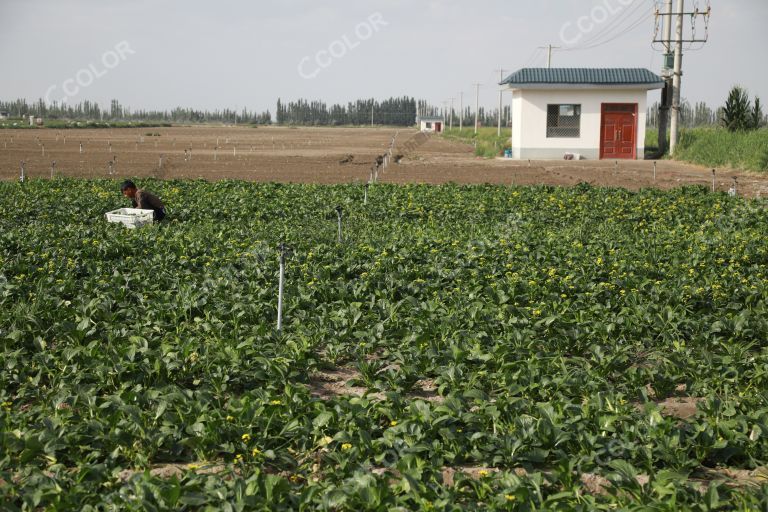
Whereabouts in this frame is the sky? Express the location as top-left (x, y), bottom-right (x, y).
top-left (1, 0), bottom-right (766, 115)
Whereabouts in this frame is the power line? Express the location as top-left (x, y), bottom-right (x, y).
top-left (567, 1), bottom-right (649, 49)
top-left (560, 0), bottom-right (654, 51)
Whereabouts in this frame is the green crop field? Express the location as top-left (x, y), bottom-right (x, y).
top-left (3, 179), bottom-right (768, 510)
top-left (646, 128), bottom-right (768, 172)
top-left (442, 127), bottom-right (512, 158)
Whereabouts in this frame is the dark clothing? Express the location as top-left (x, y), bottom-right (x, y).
top-left (131, 188), bottom-right (165, 221)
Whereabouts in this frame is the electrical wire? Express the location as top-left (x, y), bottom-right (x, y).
top-left (560, 0), bottom-right (653, 51)
top-left (521, 47), bottom-right (543, 68)
top-left (562, 8), bottom-right (655, 52)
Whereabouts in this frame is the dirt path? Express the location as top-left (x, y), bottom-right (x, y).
top-left (1, 126), bottom-right (765, 197)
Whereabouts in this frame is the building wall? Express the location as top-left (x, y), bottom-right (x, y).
top-left (419, 120), bottom-right (442, 133)
top-left (511, 88), bottom-right (651, 160)
top-left (511, 91), bottom-right (523, 153)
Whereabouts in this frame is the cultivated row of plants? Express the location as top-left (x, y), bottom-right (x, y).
top-left (2, 179), bottom-right (768, 510)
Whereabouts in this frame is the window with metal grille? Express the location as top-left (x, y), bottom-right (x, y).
top-left (546, 104), bottom-right (581, 138)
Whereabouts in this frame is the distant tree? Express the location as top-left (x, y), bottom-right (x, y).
top-left (752, 97), bottom-right (765, 129)
top-left (721, 86), bottom-right (753, 132)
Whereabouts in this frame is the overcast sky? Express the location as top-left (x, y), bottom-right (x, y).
top-left (1, 0), bottom-right (765, 114)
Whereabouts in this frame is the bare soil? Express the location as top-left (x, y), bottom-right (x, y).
top-left (306, 366), bottom-right (443, 403)
top-left (2, 126), bottom-right (767, 197)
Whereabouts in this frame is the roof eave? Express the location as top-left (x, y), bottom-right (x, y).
top-left (502, 83), bottom-right (664, 91)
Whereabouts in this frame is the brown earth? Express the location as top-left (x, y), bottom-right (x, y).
top-left (306, 365), bottom-right (443, 403)
top-left (2, 126), bottom-right (767, 197)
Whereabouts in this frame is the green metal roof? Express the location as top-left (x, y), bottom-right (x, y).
top-left (500, 68), bottom-right (664, 87)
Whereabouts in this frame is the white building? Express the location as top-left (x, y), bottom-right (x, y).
top-left (418, 116), bottom-right (444, 133)
top-left (501, 68), bottom-right (664, 160)
top-left (0, 111), bottom-right (9, 120)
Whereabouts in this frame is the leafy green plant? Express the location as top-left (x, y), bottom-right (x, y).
top-left (2, 179), bottom-right (768, 508)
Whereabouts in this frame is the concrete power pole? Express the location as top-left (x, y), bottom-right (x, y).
top-left (449, 97), bottom-right (455, 131)
top-left (473, 83), bottom-right (482, 134)
top-left (459, 92), bottom-right (464, 132)
top-left (657, 0), bottom-right (673, 154)
top-left (669, 0), bottom-right (685, 155)
top-left (496, 68), bottom-right (506, 136)
top-left (539, 45), bottom-right (561, 69)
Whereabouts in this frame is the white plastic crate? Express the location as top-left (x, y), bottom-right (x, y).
top-left (105, 208), bottom-right (154, 229)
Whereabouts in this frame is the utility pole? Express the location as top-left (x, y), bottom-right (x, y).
top-left (657, 0), bottom-right (673, 154)
top-left (669, 0), bottom-right (684, 155)
top-left (473, 83), bottom-right (482, 134)
top-left (654, 0), bottom-right (710, 155)
top-left (538, 45), bottom-right (561, 69)
top-left (496, 68), bottom-right (506, 136)
top-left (371, 103), bottom-right (374, 127)
top-left (449, 97), bottom-right (455, 131)
top-left (459, 92), bottom-right (464, 132)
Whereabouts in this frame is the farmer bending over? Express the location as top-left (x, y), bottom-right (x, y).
top-left (120, 180), bottom-right (166, 221)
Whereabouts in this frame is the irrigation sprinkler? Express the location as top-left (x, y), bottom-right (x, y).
top-left (276, 243), bottom-right (291, 333)
top-left (50, 161), bottom-right (56, 179)
top-left (712, 169), bottom-right (716, 193)
top-left (729, 177), bottom-right (739, 197)
top-left (335, 206), bottom-right (343, 243)
top-left (233, 146), bottom-right (237, 157)
top-left (108, 160), bottom-right (114, 175)
top-left (528, 159), bottom-right (531, 168)
top-left (159, 154), bottom-right (163, 170)
top-left (364, 183), bottom-right (369, 205)
top-left (653, 161), bottom-right (657, 183)
top-left (19, 161), bottom-right (25, 183)
top-left (79, 142), bottom-right (83, 154)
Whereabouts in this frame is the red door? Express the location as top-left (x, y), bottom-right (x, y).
top-left (435, 122), bottom-right (442, 133)
top-left (600, 104), bottom-right (637, 159)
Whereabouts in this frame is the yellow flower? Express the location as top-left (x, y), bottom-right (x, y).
top-left (241, 433), bottom-right (251, 442)
top-left (270, 400), bottom-right (282, 405)
top-left (226, 415), bottom-right (235, 422)
top-left (505, 494), bottom-right (516, 502)
top-left (596, 257), bottom-right (603, 266)
top-left (187, 463), bottom-right (200, 470)
top-left (390, 420), bottom-right (398, 427)
top-left (341, 443), bottom-right (352, 451)
top-left (251, 448), bottom-right (261, 457)
top-left (319, 436), bottom-right (333, 447)
top-left (478, 470), bottom-right (490, 477)
top-left (1, 401), bottom-right (11, 411)
top-left (234, 454), bottom-right (244, 463)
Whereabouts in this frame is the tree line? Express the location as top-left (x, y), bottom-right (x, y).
top-left (0, 98), bottom-right (272, 125)
top-left (276, 97), bottom-right (418, 126)
top-left (646, 99), bottom-right (721, 129)
top-left (647, 87), bottom-right (767, 130)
